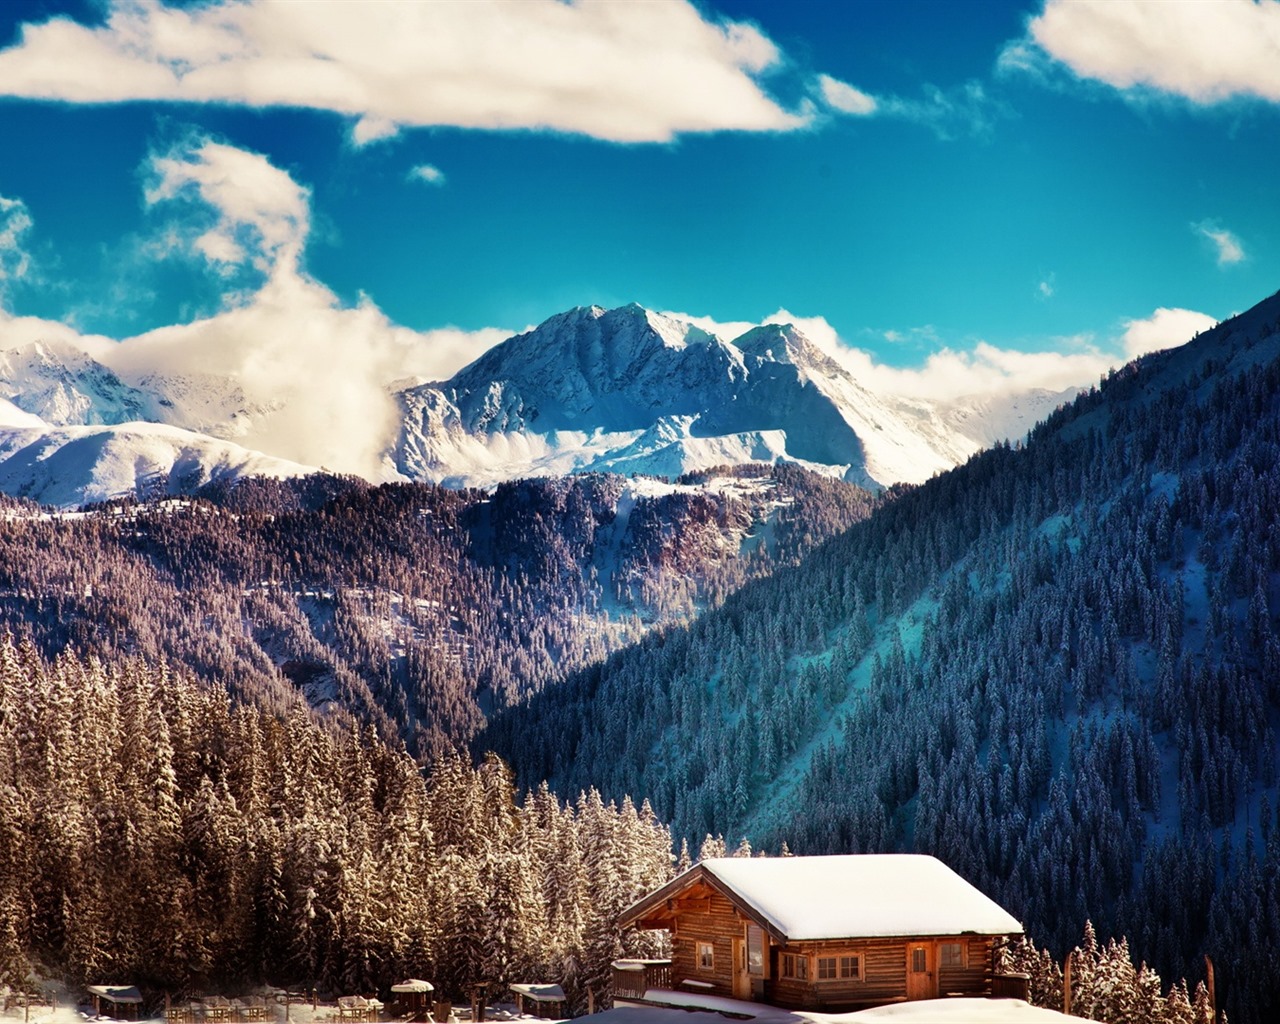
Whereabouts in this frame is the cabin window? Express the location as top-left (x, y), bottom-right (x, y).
top-left (816, 957), bottom-right (837, 980)
top-left (746, 925), bottom-right (764, 976)
top-left (941, 942), bottom-right (966, 968)
top-left (781, 954), bottom-right (807, 980)
top-left (840, 955), bottom-right (861, 980)
top-left (911, 947), bottom-right (928, 973)
top-left (697, 942), bottom-right (715, 971)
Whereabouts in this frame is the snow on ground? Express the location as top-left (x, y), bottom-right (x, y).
top-left (844, 999), bottom-right (1084, 1022)
top-left (600, 996), bottom-right (1081, 1024)
top-left (0, 994), bottom-right (1083, 1024)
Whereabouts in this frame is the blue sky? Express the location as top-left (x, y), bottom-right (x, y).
top-left (0, 0), bottom-right (1277, 393)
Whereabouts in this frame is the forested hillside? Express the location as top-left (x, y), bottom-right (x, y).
top-left (483, 292), bottom-right (1280, 1022)
top-left (0, 636), bottom-right (673, 1008)
top-left (0, 464), bottom-right (873, 756)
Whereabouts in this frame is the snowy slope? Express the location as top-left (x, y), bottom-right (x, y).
top-left (128, 369), bottom-right (281, 441)
top-left (0, 421), bottom-right (313, 507)
top-left (0, 337), bottom-right (150, 425)
top-left (0, 395), bottom-right (46, 428)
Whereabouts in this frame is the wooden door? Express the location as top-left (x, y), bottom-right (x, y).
top-left (732, 938), bottom-right (751, 999)
top-left (906, 942), bottom-right (936, 1000)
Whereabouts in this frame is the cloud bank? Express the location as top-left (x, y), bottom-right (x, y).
top-left (1012, 0), bottom-right (1280, 104)
top-left (3, 139), bottom-right (511, 478)
top-left (0, 0), bottom-right (806, 143)
top-left (666, 303), bottom-right (1216, 404)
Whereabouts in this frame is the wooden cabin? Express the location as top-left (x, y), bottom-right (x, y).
top-left (87, 986), bottom-right (144, 1020)
top-left (508, 984), bottom-right (566, 1020)
top-left (617, 854), bottom-right (1024, 1012)
top-left (389, 980), bottom-right (434, 1021)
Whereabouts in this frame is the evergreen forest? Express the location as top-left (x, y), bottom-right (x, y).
top-left (0, 637), bottom-right (673, 1013)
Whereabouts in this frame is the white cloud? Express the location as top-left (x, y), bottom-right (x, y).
top-left (0, 0), bottom-right (807, 143)
top-left (102, 271), bottom-right (509, 477)
top-left (409, 164), bottom-right (446, 187)
top-left (816, 74), bottom-right (997, 139)
top-left (23, 139), bottom-right (512, 479)
top-left (351, 116), bottom-right (400, 148)
top-left (146, 138), bottom-right (310, 275)
top-left (1193, 221), bottom-right (1245, 266)
top-left (1037, 276), bottom-right (1055, 299)
top-left (1015, 0), bottom-right (1280, 104)
top-left (877, 81), bottom-right (996, 139)
top-left (1120, 307), bottom-right (1217, 359)
top-left (0, 193), bottom-right (34, 290)
top-left (817, 74), bottom-right (877, 116)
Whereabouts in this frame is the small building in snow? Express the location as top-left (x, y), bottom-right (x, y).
top-left (389, 980), bottom-right (434, 1020)
top-left (509, 984), bottom-right (566, 1020)
top-left (616, 854), bottom-right (1024, 1011)
top-left (86, 986), bottom-right (144, 1020)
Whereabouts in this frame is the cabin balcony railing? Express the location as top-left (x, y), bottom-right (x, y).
top-left (611, 960), bottom-right (673, 1001)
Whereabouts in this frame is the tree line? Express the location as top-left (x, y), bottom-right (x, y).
top-left (0, 636), bottom-right (672, 1012)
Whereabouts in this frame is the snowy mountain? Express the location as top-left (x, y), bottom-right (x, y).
top-left (0, 337), bottom-right (150, 426)
top-left (393, 304), bottom-right (1060, 489)
top-left (0, 419), bottom-right (312, 507)
top-left (0, 302), bottom-right (1078, 506)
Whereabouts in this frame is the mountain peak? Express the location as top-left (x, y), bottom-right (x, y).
top-left (733, 323), bottom-right (807, 363)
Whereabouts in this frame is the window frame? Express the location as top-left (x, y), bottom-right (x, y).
top-left (811, 953), bottom-right (861, 983)
top-left (911, 947), bottom-right (928, 974)
top-left (940, 942), bottom-right (966, 969)
top-left (781, 953), bottom-right (809, 981)
top-left (746, 925), bottom-right (765, 977)
top-left (696, 941), bottom-right (715, 972)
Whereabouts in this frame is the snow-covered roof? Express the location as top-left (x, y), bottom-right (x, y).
top-left (87, 986), bottom-right (143, 1004)
top-left (509, 985), bottom-right (565, 1003)
top-left (624, 855), bottom-right (1022, 941)
top-left (390, 981), bottom-right (434, 994)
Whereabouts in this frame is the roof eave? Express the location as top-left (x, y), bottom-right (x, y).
top-left (617, 863), bottom-right (789, 943)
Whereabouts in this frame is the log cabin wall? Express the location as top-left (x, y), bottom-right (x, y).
top-left (770, 938), bottom-right (906, 1009)
top-left (668, 891), bottom-right (742, 997)
top-left (766, 935), bottom-right (994, 1010)
top-left (937, 936), bottom-right (994, 996)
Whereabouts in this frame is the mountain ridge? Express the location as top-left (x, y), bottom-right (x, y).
top-left (394, 302), bottom-right (1073, 491)
top-left (0, 302), bottom-right (1081, 506)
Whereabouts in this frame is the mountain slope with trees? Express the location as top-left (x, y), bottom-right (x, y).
top-left (0, 464), bottom-right (874, 757)
top-left (482, 290), bottom-right (1280, 1022)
